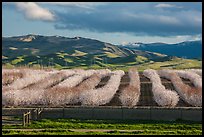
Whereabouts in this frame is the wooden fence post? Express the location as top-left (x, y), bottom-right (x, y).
top-left (23, 113), bottom-right (25, 127)
top-left (23, 111), bottom-right (31, 127)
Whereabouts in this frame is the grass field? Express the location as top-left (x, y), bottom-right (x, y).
top-left (2, 59), bottom-right (202, 73)
top-left (2, 119), bottom-right (202, 135)
top-left (3, 55), bottom-right (202, 72)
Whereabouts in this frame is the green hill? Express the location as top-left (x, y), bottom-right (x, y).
top-left (2, 34), bottom-right (201, 70)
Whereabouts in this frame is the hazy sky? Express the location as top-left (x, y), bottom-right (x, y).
top-left (2, 2), bottom-right (202, 45)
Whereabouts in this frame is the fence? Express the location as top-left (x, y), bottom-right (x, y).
top-left (39, 106), bottom-right (202, 121)
top-left (2, 106), bottom-right (202, 122)
top-left (2, 108), bottom-right (43, 126)
top-left (32, 108), bottom-right (43, 120)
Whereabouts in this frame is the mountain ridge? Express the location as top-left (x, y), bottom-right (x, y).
top-left (120, 40), bottom-right (202, 59)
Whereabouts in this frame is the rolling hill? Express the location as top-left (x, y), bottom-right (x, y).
top-left (2, 34), bottom-right (202, 70)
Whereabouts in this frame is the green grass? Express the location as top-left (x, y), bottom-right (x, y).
top-left (64, 58), bottom-right (73, 63)
top-left (2, 55), bottom-right (202, 72)
top-left (56, 52), bottom-right (69, 58)
top-left (11, 56), bottom-right (25, 65)
top-left (93, 56), bottom-right (103, 61)
top-left (135, 55), bottom-right (148, 63)
top-left (3, 63), bottom-right (15, 69)
top-left (134, 58), bottom-right (202, 71)
top-left (104, 52), bottom-right (120, 58)
top-left (28, 61), bottom-right (37, 65)
top-left (3, 129), bottom-right (202, 135)
top-left (71, 50), bottom-right (87, 56)
top-left (2, 119), bottom-right (202, 135)
top-left (54, 63), bottom-right (63, 69)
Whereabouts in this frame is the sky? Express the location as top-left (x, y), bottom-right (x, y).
top-left (2, 2), bottom-right (202, 45)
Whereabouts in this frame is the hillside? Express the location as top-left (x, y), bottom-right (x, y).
top-left (2, 34), bottom-right (201, 70)
top-left (120, 41), bottom-right (202, 59)
top-left (2, 35), bottom-right (170, 68)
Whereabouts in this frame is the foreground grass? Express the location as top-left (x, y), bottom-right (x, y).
top-left (3, 129), bottom-right (201, 135)
top-left (2, 119), bottom-right (202, 135)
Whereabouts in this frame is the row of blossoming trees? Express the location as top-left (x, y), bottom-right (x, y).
top-left (2, 67), bottom-right (202, 107)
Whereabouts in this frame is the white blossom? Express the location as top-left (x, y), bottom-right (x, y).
top-left (79, 70), bottom-right (125, 106)
top-left (119, 67), bottom-right (141, 107)
top-left (143, 69), bottom-right (179, 107)
top-left (158, 69), bottom-right (202, 107)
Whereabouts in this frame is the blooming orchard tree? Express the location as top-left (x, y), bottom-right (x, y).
top-left (143, 69), bottom-right (179, 107)
top-left (158, 69), bottom-right (202, 107)
top-left (2, 69), bottom-right (72, 106)
top-left (79, 70), bottom-right (125, 106)
top-left (2, 68), bottom-right (201, 107)
top-left (175, 70), bottom-right (202, 89)
top-left (119, 67), bottom-right (140, 107)
top-left (44, 70), bottom-right (111, 106)
top-left (185, 69), bottom-right (202, 76)
top-left (2, 69), bottom-right (24, 87)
